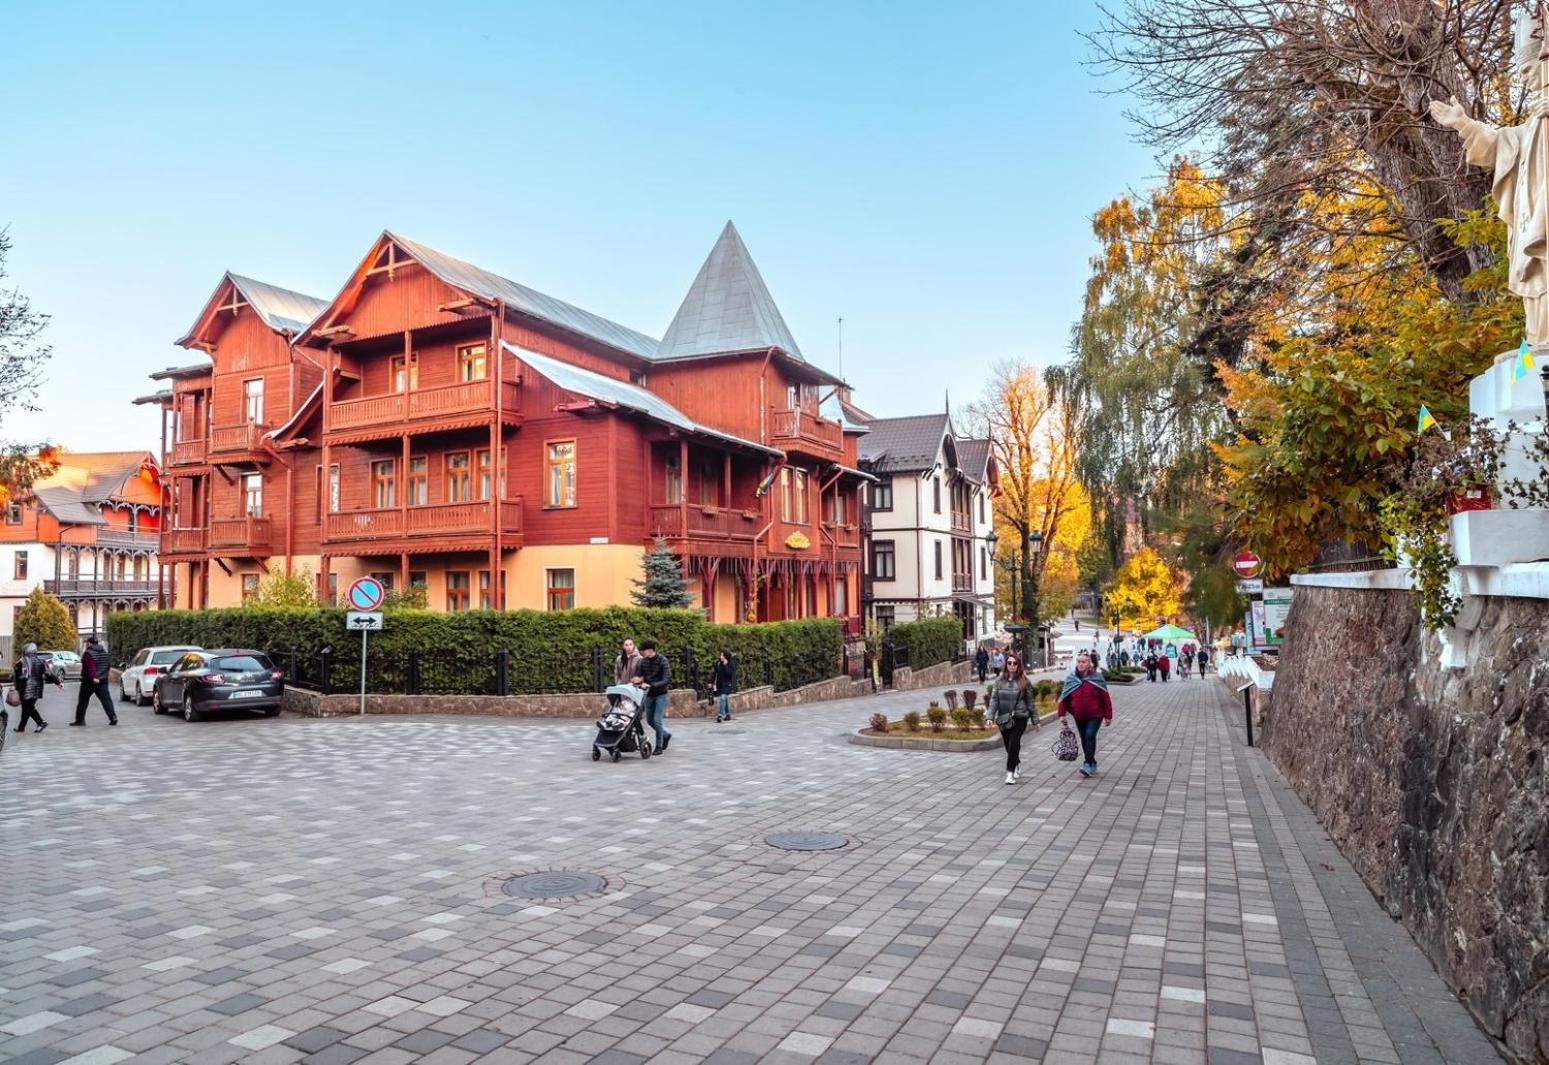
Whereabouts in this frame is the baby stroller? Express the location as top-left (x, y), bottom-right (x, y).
top-left (593, 684), bottom-right (651, 763)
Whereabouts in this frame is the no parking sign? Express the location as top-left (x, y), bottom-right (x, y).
top-left (345, 576), bottom-right (385, 612)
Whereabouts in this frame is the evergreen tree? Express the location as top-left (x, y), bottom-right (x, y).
top-left (631, 537), bottom-right (692, 608)
top-left (16, 587), bottom-right (76, 650)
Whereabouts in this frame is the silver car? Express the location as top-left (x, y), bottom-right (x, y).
top-left (119, 645), bottom-right (201, 706)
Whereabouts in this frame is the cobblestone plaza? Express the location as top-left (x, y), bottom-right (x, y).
top-left (0, 679), bottom-right (1502, 1064)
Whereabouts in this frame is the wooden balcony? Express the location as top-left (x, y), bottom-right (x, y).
top-left (324, 499), bottom-right (523, 543)
top-left (823, 521), bottom-right (861, 549)
top-left (330, 380), bottom-right (521, 433)
top-left (649, 504), bottom-right (758, 542)
top-left (96, 528), bottom-right (160, 549)
top-left (47, 579), bottom-right (157, 598)
top-left (170, 437), bottom-right (207, 466)
top-left (952, 573), bottom-right (973, 594)
top-left (209, 516), bottom-right (272, 554)
top-left (163, 527), bottom-right (207, 554)
top-left (210, 422), bottom-right (269, 455)
top-left (770, 407), bottom-right (842, 453)
top-left (951, 511), bottom-right (970, 533)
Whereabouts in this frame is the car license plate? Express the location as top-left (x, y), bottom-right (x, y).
top-left (230, 690), bottom-right (263, 699)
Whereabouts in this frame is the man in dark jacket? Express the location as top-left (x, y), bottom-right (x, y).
top-left (14, 643), bottom-right (61, 733)
top-left (974, 645), bottom-right (989, 683)
top-left (636, 640), bottom-right (671, 754)
top-left (73, 635), bottom-right (118, 726)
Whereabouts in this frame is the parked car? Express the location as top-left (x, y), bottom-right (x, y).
top-left (38, 650), bottom-right (82, 682)
top-left (120, 645), bottom-right (201, 705)
top-left (152, 649), bottom-right (285, 722)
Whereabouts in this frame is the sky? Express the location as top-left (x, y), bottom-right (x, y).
top-left (0, 0), bottom-right (1157, 453)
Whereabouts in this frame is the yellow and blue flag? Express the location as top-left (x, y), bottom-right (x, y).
top-left (1514, 340), bottom-right (1537, 382)
top-left (1417, 405), bottom-right (1437, 434)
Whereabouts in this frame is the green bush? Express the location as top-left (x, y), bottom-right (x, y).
top-left (927, 705), bottom-right (947, 732)
top-left (950, 706), bottom-right (975, 731)
top-left (105, 607), bottom-right (841, 697)
top-left (17, 588), bottom-right (77, 651)
top-left (869, 712), bottom-right (890, 733)
top-left (902, 711), bottom-right (922, 731)
top-left (888, 617), bottom-right (961, 669)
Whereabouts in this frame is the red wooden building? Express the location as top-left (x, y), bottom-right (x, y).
top-left (144, 224), bottom-right (869, 627)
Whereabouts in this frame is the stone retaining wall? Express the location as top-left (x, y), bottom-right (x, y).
top-left (1268, 585), bottom-right (1547, 1061)
top-left (282, 687), bottom-right (702, 719)
top-left (891, 658), bottom-right (975, 691)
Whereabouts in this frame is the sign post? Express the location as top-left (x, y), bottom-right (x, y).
top-left (344, 577), bottom-right (386, 715)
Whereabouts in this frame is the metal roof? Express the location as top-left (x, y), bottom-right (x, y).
top-left (30, 451), bottom-right (160, 525)
top-left (34, 487), bottom-right (105, 525)
top-left (132, 390), bottom-right (173, 406)
top-left (149, 362), bottom-right (212, 381)
top-left (505, 343), bottom-right (781, 457)
top-left (228, 274), bottom-right (330, 335)
top-left (389, 232), bottom-right (661, 361)
top-left (657, 222), bottom-right (805, 362)
top-left (957, 438), bottom-right (992, 482)
top-left (858, 413), bottom-right (951, 473)
top-left (821, 391), bottom-right (870, 434)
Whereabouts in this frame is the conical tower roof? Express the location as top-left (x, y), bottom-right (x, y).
top-left (657, 222), bottom-right (804, 361)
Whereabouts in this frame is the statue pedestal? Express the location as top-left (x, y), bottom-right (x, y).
top-left (1450, 509), bottom-right (1549, 567)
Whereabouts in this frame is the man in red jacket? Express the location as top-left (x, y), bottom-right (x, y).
top-left (1057, 651), bottom-right (1113, 778)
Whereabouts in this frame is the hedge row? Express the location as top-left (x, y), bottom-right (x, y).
top-left (105, 607), bottom-right (842, 697)
top-left (887, 616), bottom-right (962, 669)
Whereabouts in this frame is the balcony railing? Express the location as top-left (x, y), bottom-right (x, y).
top-left (822, 521), bottom-right (861, 548)
top-left (210, 422), bottom-right (268, 453)
top-left (951, 512), bottom-right (970, 533)
top-left (46, 579), bottom-right (157, 598)
top-left (170, 437), bottom-right (207, 465)
top-left (163, 527), bottom-right (206, 553)
top-left (330, 380), bottom-right (521, 432)
top-left (96, 528), bottom-right (160, 548)
top-left (770, 407), bottom-right (842, 452)
top-left (209, 516), bottom-right (272, 551)
top-left (952, 573), bottom-right (973, 594)
top-left (324, 499), bottom-right (523, 542)
top-left (649, 504), bottom-right (758, 541)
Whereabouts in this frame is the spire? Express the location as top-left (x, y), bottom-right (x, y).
top-left (657, 222), bottom-right (804, 361)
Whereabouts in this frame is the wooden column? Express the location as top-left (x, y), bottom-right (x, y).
top-left (722, 452), bottom-right (732, 509)
top-left (399, 551), bottom-right (409, 593)
top-left (678, 439), bottom-right (689, 535)
top-left (490, 307), bottom-right (504, 608)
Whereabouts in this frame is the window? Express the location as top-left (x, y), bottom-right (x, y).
top-left (476, 449), bottom-right (494, 501)
top-left (981, 545), bottom-right (988, 580)
top-left (457, 343), bottom-right (488, 382)
top-left (872, 540), bottom-right (895, 580)
top-left (793, 469), bottom-right (809, 523)
top-left (934, 540), bottom-right (943, 580)
top-left (871, 476), bottom-right (893, 511)
top-left (875, 604), bottom-right (896, 629)
top-left (66, 551), bottom-right (78, 578)
top-left (446, 571), bottom-right (470, 612)
top-left (547, 441), bottom-right (576, 507)
top-left (699, 458), bottom-right (719, 507)
top-left (833, 574), bottom-right (848, 616)
top-left (933, 477), bottom-right (941, 514)
top-left (242, 473), bottom-right (263, 517)
top-left (408, 570), bottom-right (427, 590)
top-left (664, 453), bottom-right (682, 505)
top-left (407, 456), bottom-right (428, 505)
top-left (328, 464), bottom-right (340, 514)
top-left (4, 502), bottom-right (21, 524)
top-left (446, 452), bottom-right (471, 503)
top-left (243, 378), bottom-right (264, 424)
top-left (13, 550), bottom-right (26, 580)
top-left (390, 353), bottom-right (418, 393)
top-left (240, 573), bottom-right (259, 603)
top-left (372, 459), bottom-right (396, 508)
top-left (831, 490), bottom-right (848, 525)
top-left (547, 568), bottom-right (575, 611)
top-left (978, 492), bottom-right (985, 523)
top-left (368, 571), bottom-right (395, 591)
top-left (326, 572), bottom-right (338, 605)
top-left (478, 570), bottom-right (492, 610)
top-left (779, 468), bottom-right (792, 521)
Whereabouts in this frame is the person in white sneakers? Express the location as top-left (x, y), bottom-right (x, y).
top-left (986, 652), bottom-right (1037, 784)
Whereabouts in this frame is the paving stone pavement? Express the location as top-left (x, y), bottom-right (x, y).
top-left (0, 675), bottom-right (1505, 1064)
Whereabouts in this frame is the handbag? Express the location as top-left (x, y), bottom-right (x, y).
top-left (5, 686), bottom-right (19, 707)
top-left (1052, 724), bottom-right (1079, 761)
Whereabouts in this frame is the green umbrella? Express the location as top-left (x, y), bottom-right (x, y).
top-left (1142, 623), bottom-right (1197, 642)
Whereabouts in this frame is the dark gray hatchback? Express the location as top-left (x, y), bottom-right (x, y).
top-left (152, 649), bottom-right (285, 722)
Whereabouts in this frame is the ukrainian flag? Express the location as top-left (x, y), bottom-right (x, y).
top-left (1514, 341), bottom-right (1537, 382)
top-left (1418, 405), bottom-right (1437, 433)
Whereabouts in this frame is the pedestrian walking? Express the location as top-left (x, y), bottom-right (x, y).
top-left (1157, 651), bottom-right (1171, 683)
top-left (1143, 651), bottom-right (1158, 682)
top-left (72, 635), bottom-right (118, 726)
top-left (13, 642), bottom-right (61, 733)
top-left (1057, 651), bottom-right (1113, 778)
top-left (636, 640), bottom-right (671, 754)
top-left (974, 644), bottom-right (989, 683)
top-left (712, 649), bottom-right (736, 722)
top-left (614, 637), bottom-right (643, 686)
top-left (986, 652), bottom-right (1037, 785)
top-left (991, 647), bottom-right (1005, 676)
top-left (1196, 646), bottom-right (1210, 678)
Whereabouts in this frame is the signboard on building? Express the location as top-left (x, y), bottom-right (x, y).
top-left (1262, 587), bottom-right (1294, 646)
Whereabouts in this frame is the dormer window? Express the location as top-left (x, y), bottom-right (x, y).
top-left (243, 378), bottom-right (264, 424)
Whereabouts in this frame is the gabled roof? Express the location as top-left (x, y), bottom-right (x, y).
top-left (858, 413), bottom-right (951, 474)
top-left (177, 272), bottom-right (328, 348)
top-left (657, 222), bottom-right (805, 362)
top-left (505, 343), bottom-right (781, 457)
top-left (31, 451), bottom-right (160, 526)
top-left (820, 391), bottom-right (869, 435)
top-left (957, 438), bottom-right (992, 482)
top-left (837, 392), bottom-right (877, 424)
top-left (150, 362), bottom-right (212, 381)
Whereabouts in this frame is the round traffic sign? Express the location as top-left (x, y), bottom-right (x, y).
top-left (1232, 551), bottom-right (1263, 579)
top-left (346, 576), bottom-right (386, 611)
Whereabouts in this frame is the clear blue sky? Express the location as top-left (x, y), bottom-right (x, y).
top-left (0, 0), bottom-right (1155, 452)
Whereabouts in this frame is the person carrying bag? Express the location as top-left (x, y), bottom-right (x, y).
top-left (986, 652), bottom-right (1038, 786)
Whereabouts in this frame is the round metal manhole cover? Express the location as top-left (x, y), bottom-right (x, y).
top-left (766, 831), bottom-right (851, 852)
top-left (502, 871), bottom-right (609, 899)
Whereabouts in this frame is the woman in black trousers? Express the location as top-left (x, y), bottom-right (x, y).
top-left (986, 653), bottom-right (1037, 785)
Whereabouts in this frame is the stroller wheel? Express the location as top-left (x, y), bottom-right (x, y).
top-left (592, 747), bottom-right (601, 761)
top-left (611, 749), bottom-right (621, 762)
top-left (641, 741), bottom-right (651, 760)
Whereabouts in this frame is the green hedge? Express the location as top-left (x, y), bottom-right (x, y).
top-left (105, 607), bottom-right (841, 696)
top-left (888, 616), bottom-right (962, 669)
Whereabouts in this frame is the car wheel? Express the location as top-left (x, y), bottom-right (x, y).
top-left (152, 687), bottom-right (165, 714)
top-left (135, 683), bottom-right (149, 707)
top-left (117, 683), bottom-right (131, 703)
top-left (182, 694), bottom-right (201, 723)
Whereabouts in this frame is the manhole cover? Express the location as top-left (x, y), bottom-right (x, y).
top-left (502, 871), bottom-right (608, 899)
top-left (766, 831), bottom-right (850, 852)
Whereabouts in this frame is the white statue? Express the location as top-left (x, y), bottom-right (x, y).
top-left (1430, 9), bottom-right (1549, 346)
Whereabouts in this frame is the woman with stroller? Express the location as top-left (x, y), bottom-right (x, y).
top-left (712, 649), bottom-right (737, 722)
top-left (986, 652), bottom-right (1038, 785)
top-left (614, 637), bottom-right (643, 686)
top-left (12, 642), bottom-right (62, 733)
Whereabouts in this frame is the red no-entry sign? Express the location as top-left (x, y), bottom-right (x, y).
top-left (1232, 552), bottom-right (1263, 579)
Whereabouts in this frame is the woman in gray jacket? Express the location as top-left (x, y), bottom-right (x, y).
top-left (985, 653), bottom-right (1038, 785)
top-left (13, 643), bottom-right (61, 733)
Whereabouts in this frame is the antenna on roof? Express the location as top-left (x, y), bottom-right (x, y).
top-left (836, 317), bottom-right (844, 379)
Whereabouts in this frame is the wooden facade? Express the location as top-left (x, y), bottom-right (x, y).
top-left (148, 228), bottom-right (869, 628)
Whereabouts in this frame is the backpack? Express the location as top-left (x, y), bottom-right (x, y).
top-left (1052, 725), bottom-right (1080, 761)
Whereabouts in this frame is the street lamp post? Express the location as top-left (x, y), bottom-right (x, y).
top-left (1024, 529), bottom-right (1044, 666)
